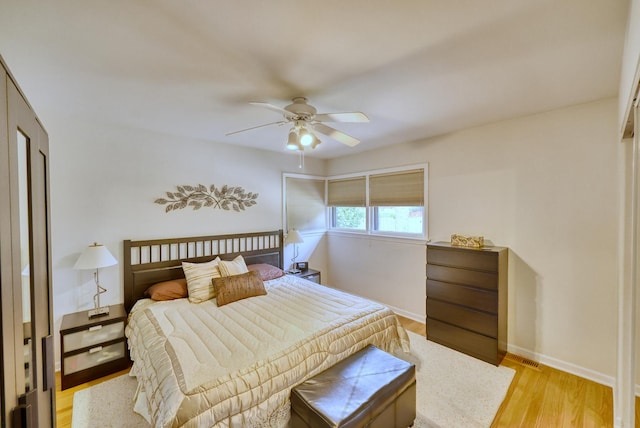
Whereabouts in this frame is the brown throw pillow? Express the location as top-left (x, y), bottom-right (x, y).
top-left (212, 270), bottom-right (267, 307)
top-left (247, 263), bottom-right (286, 281)
top-left (145, 278), bottom-right (188, 301)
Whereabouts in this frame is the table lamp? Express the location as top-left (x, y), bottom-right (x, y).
top-left (74, 243), bottom-right (117, 318)
top-left (286, 229), bottom-right (304, 273)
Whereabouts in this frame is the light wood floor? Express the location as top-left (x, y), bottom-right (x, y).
top-left (55, 317), bottom-right (638, 428)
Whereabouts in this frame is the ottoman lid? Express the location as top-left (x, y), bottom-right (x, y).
top-left (291, 345), bottom-right (415, 427)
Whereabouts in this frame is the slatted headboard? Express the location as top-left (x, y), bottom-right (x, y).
top-left (122, 229), bottom-right (283, 312)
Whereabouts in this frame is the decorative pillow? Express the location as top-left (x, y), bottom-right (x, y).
top-left (218, 255), bottom-right (249, 277)
top-left (212, 270), bottom-right (267, 307)
top-left (145, 278), bottom-right (188, 301)
top-left (248, 263), bottom-right (286, 281)
top-left (182, 257), bottom-right (221, 303)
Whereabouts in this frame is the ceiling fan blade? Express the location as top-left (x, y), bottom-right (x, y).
top-left (313, 123), bottom-right (361, 147)
top-left (225, 121), bottom-right (286, 136)
top-left (249, 102), bottom-right (296, 119)
top-left (314, 112), bottom-right (369, 123)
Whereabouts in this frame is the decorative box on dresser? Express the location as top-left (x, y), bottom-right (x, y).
top-left (59, 303), bottom-right (130, 390)
top-left (426, 242), bottom-right (508, 366)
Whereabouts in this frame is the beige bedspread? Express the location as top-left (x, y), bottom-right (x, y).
top-left (125, 274), bottom-right (410, 428)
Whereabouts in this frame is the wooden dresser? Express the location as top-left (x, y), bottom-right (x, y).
top-left (426, 242), bottom-right (508, 365)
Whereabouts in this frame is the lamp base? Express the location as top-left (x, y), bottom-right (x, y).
top-left (88, 306), bottom-right (110, 318)
top-left (288, 268), bottom-right (301, 274)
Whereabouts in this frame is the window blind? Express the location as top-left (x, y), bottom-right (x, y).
top-left (369, 169), bottom-right (424, 206)
top-left (285, 177), bottom-right (326, 230)
top-left (327, 176), bottom-right (366, 207)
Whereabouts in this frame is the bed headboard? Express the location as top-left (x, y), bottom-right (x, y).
top-left (123, 229), bottom-right (283, 312)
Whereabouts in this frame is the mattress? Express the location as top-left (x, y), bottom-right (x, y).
top-left (125, 274), bottom-right (411, 427)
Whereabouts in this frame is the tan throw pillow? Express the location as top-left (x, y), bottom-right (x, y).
top-left (145, 278), bottom-right (188, 301)
top-left (212, 270), bottom-right (267, 307)
top-left (218, 255), bottom-right (249, 277)
top-left (182, 257), bottom-right (221, 303)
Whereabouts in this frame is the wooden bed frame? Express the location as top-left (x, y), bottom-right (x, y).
top-left (122, 229), bottom-right (283, 312)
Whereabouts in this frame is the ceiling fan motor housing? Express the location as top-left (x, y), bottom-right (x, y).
top-left (284, 97), bottom-right (317, 120)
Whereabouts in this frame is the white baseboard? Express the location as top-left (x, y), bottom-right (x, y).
top-left (329, 291), bottom-right (634, 397)
top-left (385, 304), bottom-right (423, 324)
top-left (613, 415), bottom-right (622, 428)
top-left (507, 343), bottom-right (616, 388)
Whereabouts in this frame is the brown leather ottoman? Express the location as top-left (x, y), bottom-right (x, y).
top-left (290, 345), bottom-right (416, 428)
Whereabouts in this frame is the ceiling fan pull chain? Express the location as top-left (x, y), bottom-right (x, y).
top-left (298, 150), bottom-right (304, 169)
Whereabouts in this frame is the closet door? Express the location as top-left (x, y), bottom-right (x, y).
top-left (0, 60), bottom-right (54, 427)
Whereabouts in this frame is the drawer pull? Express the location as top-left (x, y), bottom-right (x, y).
top-left (89, 346), bottom-right (103, 354)
top-left (88, 325), bottom-right (103, 332)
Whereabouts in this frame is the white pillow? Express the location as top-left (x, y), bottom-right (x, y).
top-left (218, 255), bottom-right (249, 277)
top-left (182, 257), bottom-right (221, 303)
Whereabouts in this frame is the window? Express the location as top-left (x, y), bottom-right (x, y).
top-left (328, 165), bottom-right (427, 237)
top-left (334, 207), bottom-right (366, 230)
top-left (373, 206), bottom-right (423, 234)
top-left (328, 176), bottom-right (366, 231)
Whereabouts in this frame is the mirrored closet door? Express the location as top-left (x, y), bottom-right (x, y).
top-left (0, 56), bottom-right (55, 428)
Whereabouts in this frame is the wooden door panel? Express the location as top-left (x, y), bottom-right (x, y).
top-left (2, 63), bottom-right (54, 428)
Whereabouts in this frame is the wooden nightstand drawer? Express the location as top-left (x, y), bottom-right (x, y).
top-left (288, 268), bottom-right (321, 284)
top-left (63, 341), bottom-right (126, 375)
top-left (303, 272), bottom-right (320, 284)
top-left (64, 321), bottom-right (125, 352)
top-left (60, 304), bottom-right (129, 389)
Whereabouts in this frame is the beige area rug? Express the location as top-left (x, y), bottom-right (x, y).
top-left (72, 332), bottom-right (515, 428)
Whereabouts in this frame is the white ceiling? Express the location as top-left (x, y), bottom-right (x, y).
top-left (0, 0), bottom-right (630, 159)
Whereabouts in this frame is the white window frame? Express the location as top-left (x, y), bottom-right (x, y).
top-left (327, 164), bottom-right (428, 240)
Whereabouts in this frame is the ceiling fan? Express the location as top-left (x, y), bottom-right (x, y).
top-left (226, 97), bottom-right (369, 151)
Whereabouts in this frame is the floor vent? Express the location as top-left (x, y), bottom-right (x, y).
top-left (506, 354), bottom-right (541, 370)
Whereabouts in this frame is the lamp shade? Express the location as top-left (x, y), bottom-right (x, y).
top-left (286, 229), bottom-right (304, 244)
top-left (73, 243), bottom-right (118, 270)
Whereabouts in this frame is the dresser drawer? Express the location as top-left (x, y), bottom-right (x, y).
top-left (426, 264), bottom-right (498, 290)
top-left (63, 341), bottom-right (126, 375)
top-left (64, 321), bottom-right (125, 352)
top-left (427, 319), bottom-right (499, 365)
top-left (427, 247), bottom-right (498, 272)
top-left (427, 299), bottom-right (497, 338)
top-left (426, 280), bottom-right (498, 313)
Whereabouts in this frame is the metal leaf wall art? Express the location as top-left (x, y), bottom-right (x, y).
top-left (155, 184), bottom-right (258, 213)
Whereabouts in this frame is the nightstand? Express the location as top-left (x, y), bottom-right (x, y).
top-left (60, 303), bottom-right (130, 390)
top-left (289, 268), bottom-right (321, 284)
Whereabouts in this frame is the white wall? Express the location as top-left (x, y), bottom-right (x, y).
top-left (47, 115), bottom-right (325, 368)
top-left (46, 98), bottom-right (620, 385)
top-left (327, 98), bottom-right (620, 384)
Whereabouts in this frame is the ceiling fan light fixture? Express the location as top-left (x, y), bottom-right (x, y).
top-left (310, 134), bottom-right (321, 149)
top-left (299, 130), bottom-right (314, 147)
top-left (286, 131), bottom-right (298, 150)
top-left (231, 98), bottom-right (366, 152)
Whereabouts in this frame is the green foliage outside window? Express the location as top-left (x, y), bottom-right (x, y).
top-left (334, 207), bottom-right (366, 229)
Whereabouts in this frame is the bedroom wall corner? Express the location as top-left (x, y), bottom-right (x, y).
top-left (46, 115), bottom-right (326, 370)
top-left (326, 98), bottom-right (620, 385)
